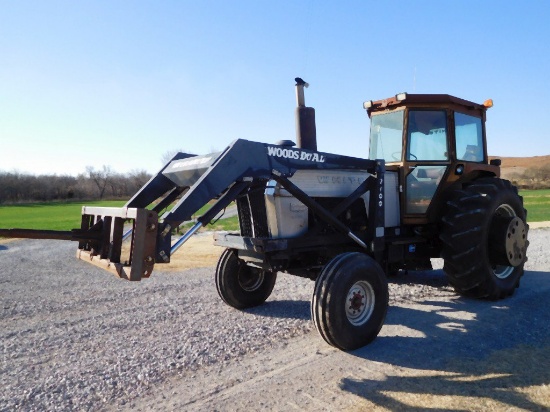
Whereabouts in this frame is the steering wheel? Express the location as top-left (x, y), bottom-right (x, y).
top-left (391, 152), bottom-right (401, 161)
top-left (408, 153), bottom-right (418, 161)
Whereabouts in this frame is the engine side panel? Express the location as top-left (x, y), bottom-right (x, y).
top-left (265, 169), bottom-right (373, 238)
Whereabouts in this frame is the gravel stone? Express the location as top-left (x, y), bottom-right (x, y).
top-left (0, 228), bottom-right (547, 410)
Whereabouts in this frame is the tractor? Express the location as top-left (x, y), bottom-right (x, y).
top-left (0, 80), bottom-right (528, 350)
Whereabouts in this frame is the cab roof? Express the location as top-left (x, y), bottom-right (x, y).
top-left (365, 93), bottom-right (489, 117)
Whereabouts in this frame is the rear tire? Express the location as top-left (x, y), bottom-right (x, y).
top-left (311, 252), bottom-right (388, 350)
top-left (440, 178), bottom-right (529, 299)
top-left (215, 248), bottom-right (277, 309)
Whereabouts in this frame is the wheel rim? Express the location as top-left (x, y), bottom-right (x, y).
top-left (238, 266), bottom-right (264, 291)
top-left (345, 280), bottom-right (375, 326)
top-left (492, 204), bottom-right (517, 279)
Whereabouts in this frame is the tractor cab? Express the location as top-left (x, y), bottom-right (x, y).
top-left (365, 93), bottom-right (499, 224)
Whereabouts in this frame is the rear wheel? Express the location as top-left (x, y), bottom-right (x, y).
top-left (215, 248), bottom-right (277, 309)
top-left (440, 178), bottom-right (529, 299)
top-left (312, 252), bottom-right (388, 350)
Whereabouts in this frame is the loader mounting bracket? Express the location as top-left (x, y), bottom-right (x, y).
top-left (77, 207), bottom-right (158, 281)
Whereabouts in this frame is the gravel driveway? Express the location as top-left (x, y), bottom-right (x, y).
top-left (1, 229), bottom-right (549, 411)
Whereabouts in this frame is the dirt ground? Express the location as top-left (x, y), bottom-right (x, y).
top-left (2, 229), bottom-right (549, 411)
top-left (132, 269), bottom-right (550, 411)
top-left (132, 230), bottom-right (550, 411)
top-left (161, 233), bottom-right (223, 271)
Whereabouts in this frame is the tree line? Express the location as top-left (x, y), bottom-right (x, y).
top-left (509, 164), bottom-right (550, 190)
top-left (0, 166), bottom-right (151, 204)
top-left (3, 161), bottom-right (547, 204)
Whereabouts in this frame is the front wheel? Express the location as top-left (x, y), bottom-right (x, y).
top-left (215, 248), bottom-right (277, 309)
top-left (311, 252), bottom-right (388, 350)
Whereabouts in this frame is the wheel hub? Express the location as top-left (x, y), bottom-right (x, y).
top-left (345, 281), bottom-right (375, 326)
top-left (504, 217), bottom-right (527, 267)
top-left (488, 213), bottom-right (527, 269)
top-left (349, 291), bottom-right (365, 315)
top-left (238, 267), bottom-right (264, 291)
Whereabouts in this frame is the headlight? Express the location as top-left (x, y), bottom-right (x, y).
top-left (395, 92), bottom-right (407, 101)
top-left (363, 100), bottom-right (373, 109)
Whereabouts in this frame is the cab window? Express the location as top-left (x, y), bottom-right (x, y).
top-left (407, 110), bottom-right (448, 161)
top-left (455, 112), bottom-right (484, 162)
top-left (369, 110), bottom-right (405, 162)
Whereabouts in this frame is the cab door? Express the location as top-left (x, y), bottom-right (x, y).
top-left (402, 109), bottom-right (450, 219)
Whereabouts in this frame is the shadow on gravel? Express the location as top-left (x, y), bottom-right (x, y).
top-left (245, 300), bottom-right (310, 320)
top-left (339, 270), bottom-right (550, 410)
top-left (0, 245), bottom-right (7, 251)
top-left (388, 268), bottom-right (450, 287)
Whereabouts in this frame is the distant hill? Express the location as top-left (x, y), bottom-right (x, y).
top-left (490, 155), bottom-right (550, 169)
top-left (489, 155), bottom-right (550, 181)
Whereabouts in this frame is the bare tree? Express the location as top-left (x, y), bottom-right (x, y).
top-left (0, 167), bottom-right (152, 204)
top-left (128, 169), bottom-right (151, 192)
top-left (86, 165), bottom-right (113, 200)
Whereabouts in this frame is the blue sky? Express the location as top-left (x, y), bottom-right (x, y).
top-left (1, 1), bottom-right (549, 176)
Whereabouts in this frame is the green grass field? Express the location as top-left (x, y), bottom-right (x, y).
top-left (0, 200), bottom-right (239, 232)
top-left (0, 200), bottom-right (127, 231)
top-left (1, 189), bottom-right (549, 233)
top-left (520, 189), bottom-right (550, 222)
top-left (178, 215), bottom-right (240, 232)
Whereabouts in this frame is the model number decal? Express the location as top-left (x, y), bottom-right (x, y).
top-left (267, 146), bottom-right (326, 163)
top-left (317, 176), bottom-right (366, 185)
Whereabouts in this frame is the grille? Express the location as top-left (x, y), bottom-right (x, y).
top-left (237, 190), bottom-right (268, 238)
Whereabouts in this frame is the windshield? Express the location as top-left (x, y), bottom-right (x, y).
top-left (369, 110), bottom-right (404, 162)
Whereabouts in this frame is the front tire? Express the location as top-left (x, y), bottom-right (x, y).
top-left (440, 178), bottom-right (529, 299)
top-left (215, 248), bottom-right (277, 309)
top-left (312, 252), bottom-right (388, 350)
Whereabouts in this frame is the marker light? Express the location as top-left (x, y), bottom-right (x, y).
top-left (363, 100), bottom-right (373, 109)
top-left (483, 99), bottom-right (494, 108)
top-left (396, 92), bottom-right (407, 101)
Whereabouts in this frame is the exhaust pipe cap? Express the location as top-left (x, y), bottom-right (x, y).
top-left (276, 140), bottom-right (296, 147)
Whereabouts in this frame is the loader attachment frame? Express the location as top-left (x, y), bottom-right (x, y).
top-left (76, 207), bottom-right (158, 281)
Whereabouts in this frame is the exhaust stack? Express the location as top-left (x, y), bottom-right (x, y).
top-left (294, 77), bottom-right (317, 151)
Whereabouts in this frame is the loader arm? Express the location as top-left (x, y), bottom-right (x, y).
top-left (1, 139), bottom-right (381, 281)
top-left (82, 139), bottom-right (382, 280)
